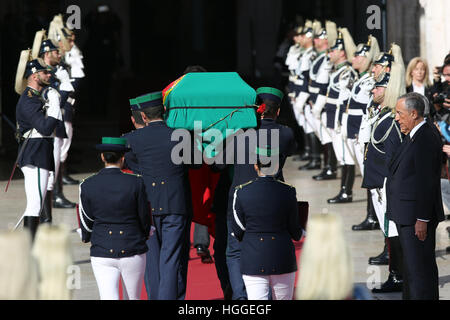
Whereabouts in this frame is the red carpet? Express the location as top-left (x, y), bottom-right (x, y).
top-left (119, 223), bottom-right (304, 300)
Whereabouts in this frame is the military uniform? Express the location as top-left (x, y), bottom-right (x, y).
top-left (126, 92), bottom-right (192, 300)
top-left (231, 176), bottom-right (302, 300)
top-left (79, 137), bottom-right (151, 300)
top-left (225, 87), bottom-right (296, 300)
top-left (324, 29), bottom-right (359, 204)
top-left (15, 56), bottom-right (62, 239)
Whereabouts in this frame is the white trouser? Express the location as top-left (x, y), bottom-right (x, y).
top-left (304, 104), bottom-right (316, 134)
top-left (91, 253), bottom-right (146, 300)
top-left (318, 112), bottom-right (333, 145)
top-left (343, 138), bottom-right (364, 172)
top-left (60, 121), bottom-right (73, 163)
top-left (331, 129), bottom-right (344, 165)
top-left (242, 272), bottom-right (296, 300)
top-left (370, 179), bottom-right (398, 237)
top-left (298, 113), bottom-right (306, 128)
top-left (48, 137), bottom-right (63, 191)
top-left (20, 165), bottom-right (50, 217)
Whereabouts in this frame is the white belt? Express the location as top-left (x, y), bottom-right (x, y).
top-left (347, 109), bottom-right (364, 116)
top-left (308, 87), bottom-right (320, 94)
top-left (23, 129), bottom-right (54, 139)
top-left (288, 75), bottom-right (296, 82)
top-left (326, 97), bottom-right (339, 105)
top-left (293, 79), bottom-right (304, 86)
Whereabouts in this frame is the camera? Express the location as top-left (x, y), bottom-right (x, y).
top-left (433, 82), bottom-right (450, 107)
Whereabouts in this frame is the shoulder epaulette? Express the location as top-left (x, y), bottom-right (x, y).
top-left (235, 179), bottom-right (255, 190)
top-left (80, 172), bottom-right (98, 185)
top-left (276, 179), bottom-right (295, 189)
top-left (122, 171), bottom-right (142, 178)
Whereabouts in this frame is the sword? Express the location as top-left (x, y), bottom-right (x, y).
top-left (4, 129), bottom-right (34, 193)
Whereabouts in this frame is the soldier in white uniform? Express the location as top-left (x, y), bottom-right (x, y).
top-left (294, 21), bottom-right (321, 170)
top-left (309, 21), bottom-right (337, 180)
top-left (322, 29), bottom-right (359, 204)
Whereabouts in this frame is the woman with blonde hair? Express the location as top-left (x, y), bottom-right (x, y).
top-left (32, 223), bottom-right (73, 300)
top-left (406, 57), bottom-right (433, 112)
top-left (295, 213), bottom-right (372, 300)
top-left (0, 231), bottom-right (39, 299)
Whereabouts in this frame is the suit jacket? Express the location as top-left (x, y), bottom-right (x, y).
top-left (127, 121), bottom-right (192, 216)
top-left (16, 87), bottom-right (58, 171)
top-left (386, 122), bottom-right (445, 225)
top-left (79, 167), bottom-right (151, 258)
top-left (231, 177), bottom-right (302, 276)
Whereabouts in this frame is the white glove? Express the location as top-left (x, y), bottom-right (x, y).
top-left (312, 94), bottom-right (327, 119)
top-left (45, 87), bottom-right (62, 121)
top-left (55, 66), bottom-right (75, 92)
top-left (294, 92), bottom-right (310, 114)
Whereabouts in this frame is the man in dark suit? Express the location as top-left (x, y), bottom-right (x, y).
top-left (387, 92), bottom-right (445, 300)
top-left (126, 92), bottom-right (193, 300)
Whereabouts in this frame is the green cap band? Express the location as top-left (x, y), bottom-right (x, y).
top-left (101, 137), bottom-right (127, 146)
top-left (256, 87), bottom-right (284, 100)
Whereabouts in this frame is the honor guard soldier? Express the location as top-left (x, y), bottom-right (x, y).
top-left (285, 25), bottom-right (307, 161)
top-left (230, 146), bottom-right (302, 300)
top-left (320, 29), bottom-right (358, 204)
top-left (32, 29), bottom-right (77, 215)
top-left (225, 87), bottom-right (296, 300)
top-left (363, 45), bottom-right (407, 292)
top-left (293, 21), bottom-right (321, 170)
top-left (360, 48), bottom-right (396, 265)
top-left (309, 21), bottom-right (338, 180)
top-left (78, 137), bottom-right (151, 299)
top-left (337, 35), bottom-right (380, 230)
top-left (14, 51), bottom-right (62, 239)
top-left (126, 92), bottom-right (193, 300)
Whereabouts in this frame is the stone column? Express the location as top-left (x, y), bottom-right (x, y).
top-left (419, 0), bottom-right (450, 74)
top-left (387, 0), bottom-right (421, 64)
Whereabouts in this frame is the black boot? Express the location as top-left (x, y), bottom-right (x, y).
top-left (369, 240), bottom-right (389, 265)
top-left (61, 161), bottom-right (79, 185)
top-left (313, 143), bottom-right (337, 180)
top-left (23, 216), bottom-right (40, 241)
top-left (352, 190), bottom-right (380, 230)
top-left (40, 191), bottom-right (52, 224)
top-left (372, 270), bottom-right (403, 293)
top-left (299, 133), bottom-right (321, 170)
top-left (327, 165), bottom-right (354, 203)
top-left (53, 167), bottom-right (76, 209)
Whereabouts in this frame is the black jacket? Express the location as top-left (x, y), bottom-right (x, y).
top-left (386, 122), bottom-right (445, 225)
top-left (79, 167), bottom-right (151, 258)
top-left (231, 177), bottom-right (302, 275)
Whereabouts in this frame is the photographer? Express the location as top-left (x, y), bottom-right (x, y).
top-left (431, 54), bottom-right (450, 116)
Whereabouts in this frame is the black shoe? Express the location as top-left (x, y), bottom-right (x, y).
top-left (327, 189), bottom-right (353, 204)
top-left (53, 194), bottom-right (77, 209)
top-left (196, 245), bottom-right (208, 257)
top-left (298, 159), bottom-right (321, 171)
top-left (372, 272), bottom-right (403, 293)
top-left (369, 246), bottom-right (389, 265)
top-left (352, 218), bottom-right (380, 231)
top-left (446, 246), bottom-right (450, 253)
top-left (61, 162), bottom-right (79, 185)
top-left (62, 175), bottom-right (79, 185)
top-left (313, 168), bottom-right (337, 181)
top-left (299, 152), bottom-right (311, 161)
